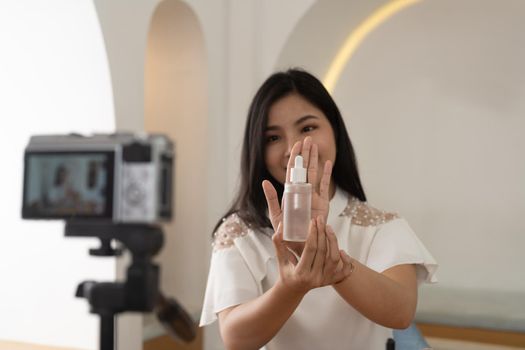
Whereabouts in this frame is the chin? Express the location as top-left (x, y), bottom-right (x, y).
top-left (269, 174), bottom-right (285, 185)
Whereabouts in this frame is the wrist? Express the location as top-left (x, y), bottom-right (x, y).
top-left (274, 278), bottom-right (308, 301)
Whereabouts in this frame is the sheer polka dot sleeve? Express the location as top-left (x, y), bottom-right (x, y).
top-left (199, 214), bottom-right (260, 326)
top-left (212, 214), bottom-right (249, 251)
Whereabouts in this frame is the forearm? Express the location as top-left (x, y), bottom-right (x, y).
top-left (333, 261), bottom-right (417, 329)
top-left (219, 280), bottom-right (304, 350)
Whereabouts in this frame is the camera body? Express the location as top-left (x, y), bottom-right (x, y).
top-left (22, 132), bottom-right (173, 223)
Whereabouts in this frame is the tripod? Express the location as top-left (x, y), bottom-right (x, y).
top-left (66, 221), bottom-right (165, 350)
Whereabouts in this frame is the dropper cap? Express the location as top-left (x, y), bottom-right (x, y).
top-left (290, 155), bottom-right (307, 183)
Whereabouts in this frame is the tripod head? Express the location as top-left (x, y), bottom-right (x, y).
top-left (66, 221), bottom-right (196, 349)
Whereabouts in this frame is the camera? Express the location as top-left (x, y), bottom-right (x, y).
top-left (21, 133), bottom-right (195, 350)
top-left (22, 132), bottom-right (173, 223)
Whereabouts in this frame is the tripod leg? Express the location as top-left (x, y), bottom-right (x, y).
top-left (100, 314), bottom-right (115, 350)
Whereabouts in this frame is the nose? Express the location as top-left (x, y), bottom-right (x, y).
top-left (284, 136), bottom-right (304, 159)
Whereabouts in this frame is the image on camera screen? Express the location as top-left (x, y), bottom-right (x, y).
top-left (23, 152), bottom-right (113, 218)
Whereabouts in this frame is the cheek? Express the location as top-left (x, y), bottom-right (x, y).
top-left (326, 129), bottom-right (338, 161)
top-left (316, 138), bottom-right (337, 163)
top-left (264, 146), bottom-right (286, 182)
top-left (264, 147), bottom-right (279, 170)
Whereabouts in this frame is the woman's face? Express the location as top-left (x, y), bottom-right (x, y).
top-left (264, 93), bottom-right (336, 188)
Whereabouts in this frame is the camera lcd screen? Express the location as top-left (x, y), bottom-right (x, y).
top-left (22, 152), bottom-right (114, 219)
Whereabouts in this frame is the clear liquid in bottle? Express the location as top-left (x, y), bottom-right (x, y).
top-left (283, 155), bottom-right (311, 242)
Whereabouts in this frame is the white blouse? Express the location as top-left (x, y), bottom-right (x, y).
top-left (200, 188), bottom-right (438, 350)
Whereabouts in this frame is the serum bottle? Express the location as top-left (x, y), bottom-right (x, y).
top-left (283, 155), bottom-right (312, 241)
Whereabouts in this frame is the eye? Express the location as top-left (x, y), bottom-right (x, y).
top-left (302, 125), bottom-right (317, 133)
top-left (266, 135), bottom-right (280, 143)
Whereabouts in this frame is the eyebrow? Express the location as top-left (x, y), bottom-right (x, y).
top-left (265, 115), bottom-right (319, 131)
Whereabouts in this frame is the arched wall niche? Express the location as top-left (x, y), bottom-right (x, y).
top-left (144, 0), bottom-right (209, 334)
top-left (276, 0), bottom-right (525, 292)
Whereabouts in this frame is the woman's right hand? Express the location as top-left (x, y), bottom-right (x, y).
top-left (272, 216), bottom-right (354, 296)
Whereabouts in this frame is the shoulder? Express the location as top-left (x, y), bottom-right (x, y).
top-left (341, 197), bottom-right (400, 227)
top-left (212, 213), bottom-right (250, 251)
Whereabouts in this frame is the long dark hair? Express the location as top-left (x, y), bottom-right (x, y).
top-left (215, 68), bottom-right (366, 233)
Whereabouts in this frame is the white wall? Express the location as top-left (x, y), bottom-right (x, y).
top-left (337, 0), bottom-right (525, 292)
top-left (0, 1), bottom-right (115, 349)
top-left (277, 0), bottom-right (525, 293)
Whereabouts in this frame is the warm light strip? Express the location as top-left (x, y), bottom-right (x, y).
top-left (323, 0), bottom-right (422, 93)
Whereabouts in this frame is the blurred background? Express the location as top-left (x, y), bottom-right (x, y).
top-left (0, 0), bottom-right (524, 349)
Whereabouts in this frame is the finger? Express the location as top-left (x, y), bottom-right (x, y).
top-left (312, 216), bottom-right (327, 273)
top-left (326, 225), bottom-right (340, 264)
top-left (296, 219), bottom-right (317, 271)
top-left (301, 136), bottom-right (312, 169)
top-left (334, 259), bottom-right (344, 274)
top-left (321, 225), bottom-right (339, 276)
top-left (340, 251), bottom-right (355, 277)
top-left (341, 250), bottom-right (352, 265)
top-left (332, 251), bottom-right (354, 283)
top-left (307, 143), bottom-right (318, 187)
top-left (285, 141), bottom-right (302, 183)
top-left (285, 246), bottom-right (300, 265)
top-left (271, 222), bottom-right (288, 265)
top-left (262, 180), bottom-right (281, 228)
top-left (319, 160), bottom-right (333, 200)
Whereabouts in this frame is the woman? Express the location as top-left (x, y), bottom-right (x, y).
top-left (200, 68), bottom-right (437, 349)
